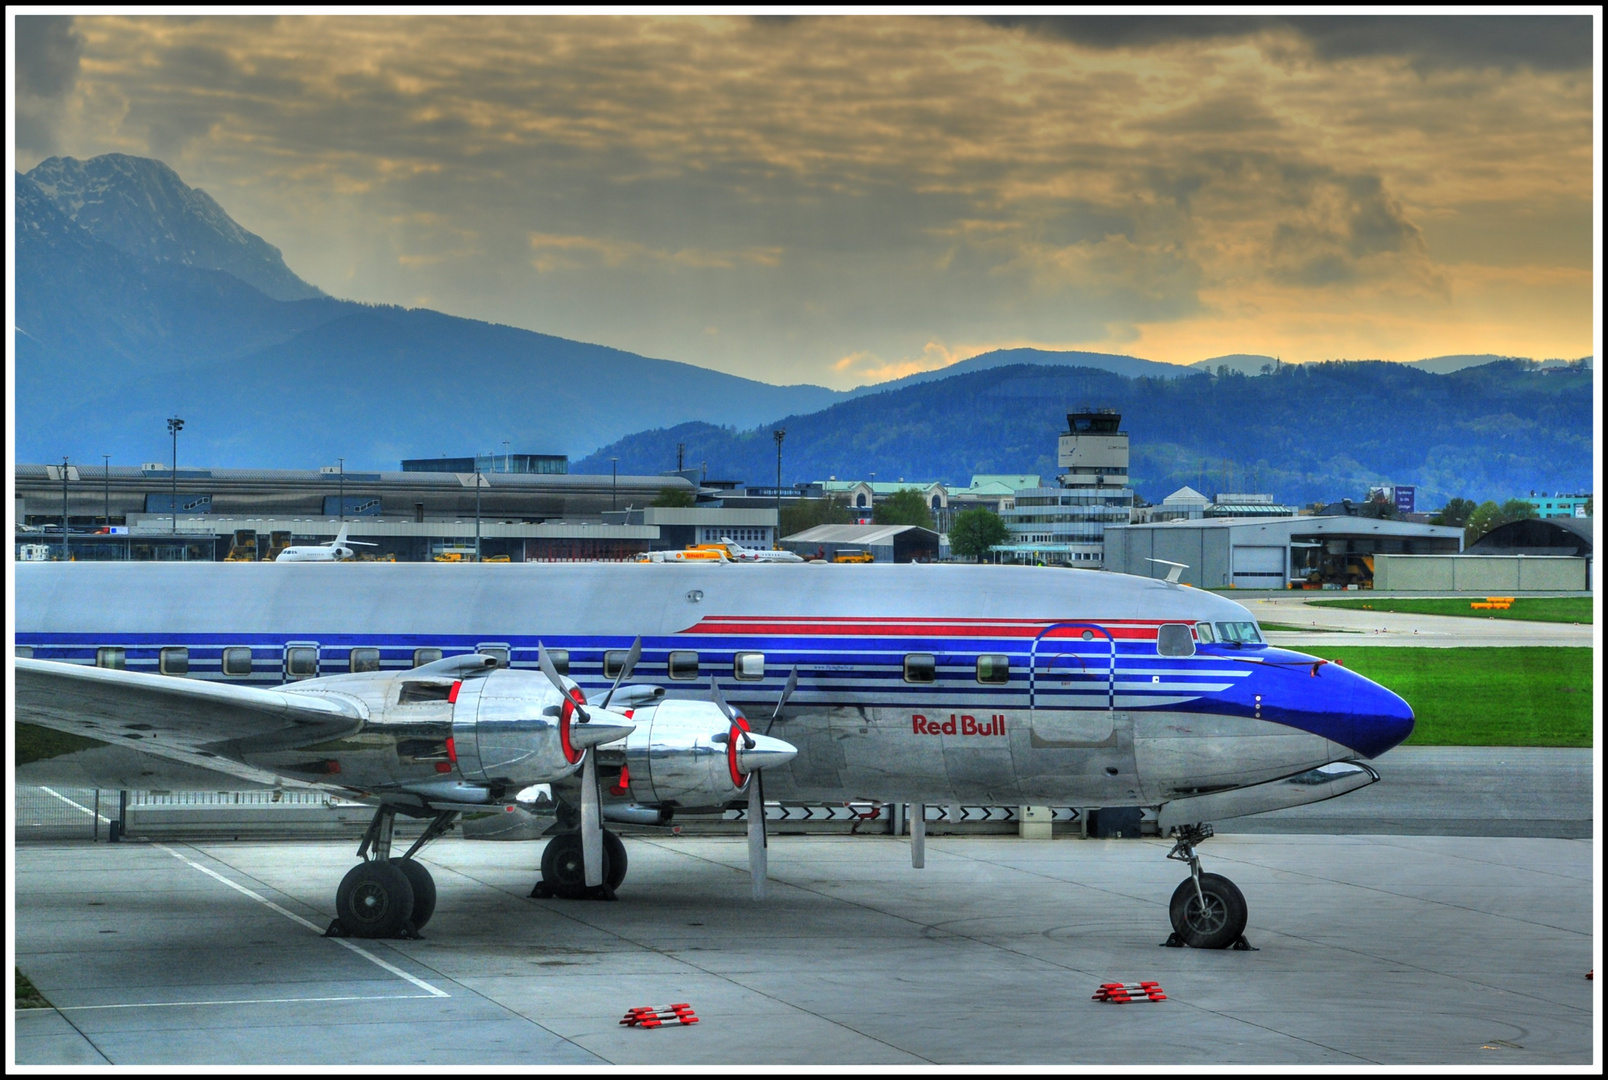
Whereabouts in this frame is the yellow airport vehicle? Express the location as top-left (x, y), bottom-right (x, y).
top-left (832, 548), bottom-right (874, 564)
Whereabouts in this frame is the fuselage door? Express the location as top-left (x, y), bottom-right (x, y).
top-left (1028, 623), bottom-right (1117, 745)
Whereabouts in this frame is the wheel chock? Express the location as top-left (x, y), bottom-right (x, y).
top-left (1093, 981), bottom-right (1166, 1003)
top-left (621, 1003), bottom-right (699, 1027)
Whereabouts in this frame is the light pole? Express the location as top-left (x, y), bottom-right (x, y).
top-left (167, 416), bottom-right (184, 535)
top-left (773, 429), bottom-right (785, 548)
top-left (61, 456), bottom-right (70, 561)
top-left (503, 439), bottom-right (510, 474)
top-left (338, 457), bottom-right (345, 525)
top-left (610, 457), bottom-right (618, 512)
top-left (103, 454), bottom-right (110, 529)
top-left (474, 463), bottom-right (483, 562)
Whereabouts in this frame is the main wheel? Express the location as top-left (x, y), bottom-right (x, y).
top-left (336, 861), bottom-right (416, 938)
top-left (540, 833), bottom-right (612, 899)
top-left (603, 830), bottom-right (628, 891)
top-left (395, 859), bottom-right (437, 930)
top-left (1168, 872), bottom-right (1248, 949)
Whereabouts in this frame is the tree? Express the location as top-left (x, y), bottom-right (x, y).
top-left (1464, 498), bottom-right (1537, 544)
top-left (1586, 496), bottom-right (1594, 517)
top-left (948, 507), bottom-right (1009, 561)
top-left (779, 496), bottom-right (852, 538)
top-left (872, 489), bottom-right (936, 529)
top-left (651, 486), bottom-right (696, 508)
top-left (1431, 497), bottom-right (1477, 528)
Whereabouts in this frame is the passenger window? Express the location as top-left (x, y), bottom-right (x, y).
top-left (734, 651), bottom-right (765, 680)
top-left (412, 648), bottom-right (443, 668)
top-left (904, 653), bottom-right (936, 683)
top-left (1195, 623), bottom-right (1216, 643)
top-left (546, 649), bottom-right (569, 676)
top-left (222, 647), bottom-right (253, 676)
top-left (15, 646), bottom-right (33, 658)
top-left (97, 647), bottom-right (127, 670)
top-left (668, 650), bottom-right (700, 680)
top-left (159, 646), bottom-right (189, 676)
top-left (285, 647), bottom-right (319, 679)
top-left (976, 654), bottom-right (1009, 684)
top-left (1157, 624), bottom-right (1196, 657)
top-left (349, 647), bottom-right (381, 673)
top-left (603, 649), bottom-right (630, 679)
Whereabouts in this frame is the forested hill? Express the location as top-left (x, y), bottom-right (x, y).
top-left (574, 360), bottom-right (1594, 508)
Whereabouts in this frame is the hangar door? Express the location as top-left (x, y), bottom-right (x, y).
top-left (1231, 545), bottom-right (1286, 587)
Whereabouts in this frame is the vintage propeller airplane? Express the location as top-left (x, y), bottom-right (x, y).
top-left (14, 561), bottom-right (1413, 948)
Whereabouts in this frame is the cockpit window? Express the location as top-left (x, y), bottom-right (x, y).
top-left (1194, 622), bottom-right (1216, 643)
top-left (1156, 624), bottom-right (1196, 657)
top-left (1216, 621), bottom-right (1263, 644)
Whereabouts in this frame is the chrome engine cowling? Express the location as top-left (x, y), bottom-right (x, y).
top-left (451, 670), bottom-right (634, 790)
top-left (620, 699), bottom-right (797, 807)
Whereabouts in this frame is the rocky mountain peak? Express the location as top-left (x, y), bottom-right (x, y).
top-left (25, 153), bottom-right (324, 302)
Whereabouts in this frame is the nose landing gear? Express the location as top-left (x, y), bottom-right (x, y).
top-left (1163, 824), bottom-right (1254, 950)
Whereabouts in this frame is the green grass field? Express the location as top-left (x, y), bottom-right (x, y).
top-left (1293, 646), bottom-right (1594, 747)
top-left (1306, 596), bottom-right (1593, 624)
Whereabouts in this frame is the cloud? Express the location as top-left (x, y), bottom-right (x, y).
top-left (981, 14), bottom-right (1593, 72)
top-left (14, 15), bottom-right (84, 155)
top-left (29, 15), bottom-right (1594, 386)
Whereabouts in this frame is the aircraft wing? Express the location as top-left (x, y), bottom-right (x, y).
top-left (14, 658), bottom-right (366, 767)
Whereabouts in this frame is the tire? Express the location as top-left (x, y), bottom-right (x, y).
top-left (540, 833), bottom-right (612, 899)
top-left (1168, 872), bottom-right (1248, 950)
top-left (336, 861), bottom-right (416, 939)
top-left (602, 830), bottom-right (628, 891)
top-left (395, 859), bottom-right (437, 930)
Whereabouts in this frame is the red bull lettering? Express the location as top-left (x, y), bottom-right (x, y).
top-left (911, 713), bottom-right (1007, 736)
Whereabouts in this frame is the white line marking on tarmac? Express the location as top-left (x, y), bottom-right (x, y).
top-left (38, 786), bottom-right (113, 823)
top-left (50, 994), bottom-right (441, 1011)
top-left (152, 843), bottom-right (449, 998)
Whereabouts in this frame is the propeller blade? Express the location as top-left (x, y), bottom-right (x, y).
top-left (581, 750), bottom-right (603, 888)
top-left (748, 771), bottom-right (768, 900)
top-left (537, 641), bottom-right (588, 722)
top-left (600, 637), bottom-right (643, 710)
top-left (765, 666), bottom-right (799, 734)
top-left (710, 681), bottom-right (735, 723)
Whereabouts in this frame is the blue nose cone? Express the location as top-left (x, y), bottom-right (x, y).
top-left (1341, 667), bottom-right (1415, 759)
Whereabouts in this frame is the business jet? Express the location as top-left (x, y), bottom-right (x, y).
top-left (275, 523), bottom-right (379, 562)
top-left (715, 537), bottom-right (806, 563)
top-left (15, 562), bottom-right (1412, 950)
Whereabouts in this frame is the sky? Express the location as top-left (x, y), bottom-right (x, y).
top-left (12, 12), bottom-right (1600, 390)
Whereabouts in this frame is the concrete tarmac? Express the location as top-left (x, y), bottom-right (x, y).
top-left (1246, 593), bottom-right (1594, 649)
top-left (13, 827), bottom-right (1596, 1066)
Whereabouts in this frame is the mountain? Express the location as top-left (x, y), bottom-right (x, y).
top-left (14, 154), bottom-right (847, 467)
top-left (1189, 354), bottom-right (1282, 376)
top-left (574, 360), bottom-right (1594, 509)
top-left (846, 347), bottom-right (1193, 397)
top-left (26, 154), bottom-right (324, 302)
top-left (1406, 353), bottom-right (1593, 375)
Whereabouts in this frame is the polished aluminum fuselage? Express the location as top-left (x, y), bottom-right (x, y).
top-left (14, 562), bottom-right (1414, 806)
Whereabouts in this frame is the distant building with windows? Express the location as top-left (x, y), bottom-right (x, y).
top-left (402, 453), bottom-right (568, 475)
top-left (814, 479), bottom-right (949, 524)
top-left (1205, 492), bottom-right (1296, 519)
top-left (1519, 492), bottom-right (1591, 519)
top-left (995, 409), bottom-right (1132, 567)
top-left (948, 475), bottom-right (1042, 514)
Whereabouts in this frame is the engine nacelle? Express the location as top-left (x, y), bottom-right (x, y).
top-left (620, 699), bottom-right (797, 807)
top-left (450, 670), bottom-right (634, 790)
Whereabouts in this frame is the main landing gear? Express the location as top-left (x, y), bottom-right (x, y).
top-left (531, 830), bottom-right (628, 900)
top-left (1162, 824), bottom-right (1254, 950)
top-left (327, 806), bottom-right (457, 939)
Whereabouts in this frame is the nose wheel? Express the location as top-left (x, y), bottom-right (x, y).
top-left (1163, 824), bottom-right (1253, 950)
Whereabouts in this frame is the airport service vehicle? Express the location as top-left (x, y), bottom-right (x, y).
top-left (833, 548), bottom-right (874, 563)
top-left (14, 563), bottom-right (1413, 948)
top-left (274, 524), bottom-right (378, 562)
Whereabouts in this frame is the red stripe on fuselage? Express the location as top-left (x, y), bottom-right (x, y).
top-left (681, 617), bottom-right (1187, 639)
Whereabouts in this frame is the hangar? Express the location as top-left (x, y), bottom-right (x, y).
top-left (781, 524), bottom-right (942, 563)
top-left (1103, 516), bottom-right (1463, 589)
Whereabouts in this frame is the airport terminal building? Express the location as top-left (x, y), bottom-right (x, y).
top-left (14, 463), bottom-right (774, 562)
